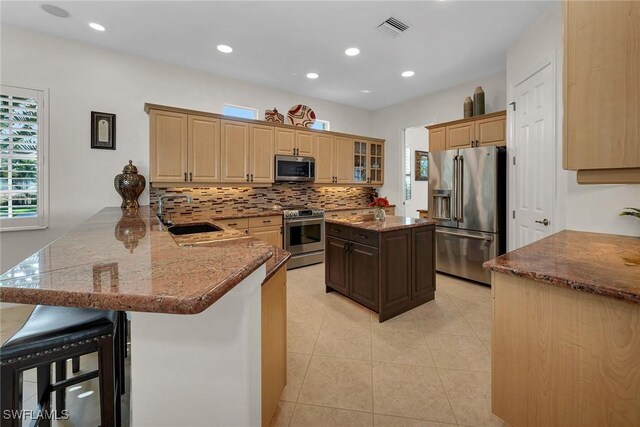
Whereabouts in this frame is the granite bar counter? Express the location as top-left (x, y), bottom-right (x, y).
top-left (0, 206), bottom-right (290, 427)
top-left (326, 214), bottom-right (436, 231)
top-left (484, 230), bottom-right (640, 426)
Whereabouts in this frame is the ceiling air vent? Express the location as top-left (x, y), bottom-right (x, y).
top-left (376, 17), bottom-right (410, 38)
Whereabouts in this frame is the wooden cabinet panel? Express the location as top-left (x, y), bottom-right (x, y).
top-left (565, 1), bottom-right (640, 174)
top-left (380, 230), bottom-right (412, 315)
top-left (412, 227), bottom-right (435, 302)
top-left (188, 115), bottom-right (220, 182)
top-left (349, 242), bottom-right (379, 311)
top-left (446, 122), bottom-right (475, 149)
top-left (369, 141), bottom-right (384, 185)
top-left (384, 207), bottom-right (395, 216)
top-left (261, 266), bottom-right (287, 426)
top-left (274, 127), bottom-right (296, 155)
top-left (150, 110), bottom-right (188, 183)
top-left (296, 130), bottom-right (315, 157)
top-left (429, 127), bottom-right (446, 152)
top-left (335, 137), bottom-right (355, 184)
top-left (217, 218), bottom-right (249, 229)
top-left (249, 124), bottom-right (275, 183)
top-left (325, 236), bottom-right (350, 296)
top-left (476, 115), bottom-right (506, 147)
top-left (314, 134), bottom-right (335, 183)
top-left (249, 225), bottom-right (282, 248)
top-left (248, 216), bottom-right (282, 228)
top-left (220, 120), bottom-right (249, 183)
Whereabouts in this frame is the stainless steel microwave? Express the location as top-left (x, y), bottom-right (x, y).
top-left (275, 155), bottom-right (315, 182)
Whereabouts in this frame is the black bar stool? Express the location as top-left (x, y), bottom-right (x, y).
top-left (0, 306), bottom-right (122, 427)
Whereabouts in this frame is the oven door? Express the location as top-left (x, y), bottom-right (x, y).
top-left (275, 155), bottom-right (315, 182)
top-left (284, 217), bottom-right (324, 254)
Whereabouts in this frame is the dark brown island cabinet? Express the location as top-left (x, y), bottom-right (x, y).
top-left (325, 216), bottom-right (437, 321)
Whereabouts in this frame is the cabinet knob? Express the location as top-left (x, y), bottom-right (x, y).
top-left (189, 172), bottom-right (193, 181)
top-left (250, 174), bottom-right (254, 182)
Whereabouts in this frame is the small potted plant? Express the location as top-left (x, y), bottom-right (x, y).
top-left (369, 196), bottom-right (390, 221)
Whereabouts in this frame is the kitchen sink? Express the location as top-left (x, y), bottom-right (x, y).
top-left (168, 223), bottom-right (223, 235)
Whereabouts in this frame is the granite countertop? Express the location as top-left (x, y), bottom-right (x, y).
top-left (0, 206), bottom-right (290, 314)
top-left (483, 230), bottom-right (640, 304)
top-left (326, 215), bottom-right (437, 232)
top-left (321, 204), bottom-right (396, 212)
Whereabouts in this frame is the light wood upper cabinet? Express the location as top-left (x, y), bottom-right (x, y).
top-left (296, 130), bottom-right (315, 157)
top-left (314, 134), bottom-right (336, 184)
top-left (274, 128), bottom-right (296, 155)
top-left (428, 127), bottom-right (446, 152)
top-left (564, 1), bottom-right (640, 184)
top-left (476, 115), bottom-right (506, 147)
top-left (369, 140), bottom-right (384, 185)
top-left (446, 122), bottom-right (475, 149)
top-left (221, 120), bottom-right (250, 183)
top-left (150, 110), bottom-right (188, 183)
top-left (249, 124), bottom-right (275, 183)
top-left (188, 116), bottom-right (220, 182)
top-left (335, 137), bottom-right (355, 184)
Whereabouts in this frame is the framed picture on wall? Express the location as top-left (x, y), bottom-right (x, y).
top-left (91, 111), bottom-right (116, 150)
top-left (415, 150), bottom-right (429, 181)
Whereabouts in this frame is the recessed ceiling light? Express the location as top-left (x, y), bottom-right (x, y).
top-left (345, 47), bottom-right (360, 57)
top-left (401, 70), bottom-right (415, 78)
top-left (89, 22), bottom-right (105, 32)
top-left (41, 4), bottom-right (70, 18)
top-left (217, 44), bottom-right (233, 54)
top-left (360, 90), bottom-right (372, 94)
top-left (306, 72), bottom-right (319, 79)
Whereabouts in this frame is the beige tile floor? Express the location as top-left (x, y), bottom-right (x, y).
top-left (1, 263), bottom-right (503, 427)
top-left (273, 263), bottom-right (505, 427)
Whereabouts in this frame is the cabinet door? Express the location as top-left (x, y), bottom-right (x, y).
top-left (379, 229), bottom-right (412, 318)
top-left (446, 122), bottom-right (475, 149)
top-left (349, 242), bottom-right (379, 311)
top-left (476, 115), bottom-right (506, 147)
top-left (188, 115), bottom-right (220, 182)
top-left (429, 127), bottom-right (446, 152)
top-left (249, 225), bottom-right (282, 248)
top-left (565, 1), bottom-right (640, 172)
top-left (353, 140), bottom-right (368, 184)
top-left (412, 226), bottom-right (435, 303)
top-left (368, 141), bottom-right (384, 185)
top-left (295, 130), bottom-right (315, 156)
top-left (325, 236), bottom-right (349, 296)
top-left (335, 137), bottom-right (355, 184)
top-left (150, 110), bottom-right (188, 183)
top-left (220, 120), bottom-right (250, 183)
top-left (249, 124), bottom-right (275, 183)
top-left (314, 134), bottom-right (335, 183)
top-left (261, 266), bottom-right (287, 426)
top-left (274, 127), bottom-right (296, 155)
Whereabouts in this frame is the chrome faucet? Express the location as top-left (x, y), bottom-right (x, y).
top-left (157, 194), bottom-right (192, 223)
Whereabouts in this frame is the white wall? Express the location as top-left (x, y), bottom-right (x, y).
top-left (506, 3), bottom-right (640, 239)
top-left (403, 126), bottom-right (429, 218)
top-left (371, 72), bottom-right (507, 208)
top-left (0, 25), bottom-right (373, 273)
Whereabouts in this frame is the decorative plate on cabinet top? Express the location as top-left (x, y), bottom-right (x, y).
top-left (265, 108), bottom-right (284, 123)
top-left (287, 104), bottom-right (316, 128)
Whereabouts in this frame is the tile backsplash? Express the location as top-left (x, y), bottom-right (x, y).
top-left (150, 183), bottom-right (376, 215)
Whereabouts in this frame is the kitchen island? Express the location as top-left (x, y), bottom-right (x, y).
top-left (325, 215), bottom-right (437, 321)
top-left (484, 230), bottom-right (640, 427)
top-left (0, 206), bottom-right (290, 427)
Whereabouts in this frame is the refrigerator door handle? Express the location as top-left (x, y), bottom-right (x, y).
top-left (452, 155), bottom-right (458, 221)
top-left (436, 229), bottom-right (494, 241)
top-left (458, 155), bottom-right (464, 223)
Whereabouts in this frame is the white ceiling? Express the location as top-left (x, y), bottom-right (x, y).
top-left (0, 1), bottom-right (552, 110)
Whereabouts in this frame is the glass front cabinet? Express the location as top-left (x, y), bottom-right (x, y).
top-left (353, 139), bottom-right (384, 185)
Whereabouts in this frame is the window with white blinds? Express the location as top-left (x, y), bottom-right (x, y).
top-left (0, 85), bottom-right (48, 231)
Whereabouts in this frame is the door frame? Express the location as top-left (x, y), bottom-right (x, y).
top-left (507, 51), bottom-right (558, 252)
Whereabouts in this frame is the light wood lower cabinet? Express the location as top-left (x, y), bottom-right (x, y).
top-left (223, 215), bottom-right (283, 248)
top-left (261, 266), bottom-right (287, 426)
top-left (249, 226), bottom-right (282, 248)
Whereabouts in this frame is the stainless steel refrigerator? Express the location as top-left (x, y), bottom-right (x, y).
top-left (428, 146), bottom-right (506, 284)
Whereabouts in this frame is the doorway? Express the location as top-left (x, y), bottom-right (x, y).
top-left (510, 55), bottom-right (557, 250)
top-left (403, 126), bottom-right (429, 218)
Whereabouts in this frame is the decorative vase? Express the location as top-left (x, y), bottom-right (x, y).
top-left (114, 208), bottom-right (147, 253)
top-left (473, 86), bottom-right (485, 116)
top-left (464, 96), bottom-right (473, 118)
top-left (374, 207), bottom-right (386, 222)
top-left (265, 108), bottom-right (284, 123)
top-left (114, 160), bottom-right (146, 209)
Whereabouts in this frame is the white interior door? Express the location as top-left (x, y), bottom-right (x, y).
top-left (403, 126), bottom-right (429, 218)
top-left (513, 61), bottom-right (556, 249)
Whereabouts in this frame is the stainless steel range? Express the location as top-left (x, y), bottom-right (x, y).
top-left (281, 205), bottom-right (325, 269)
